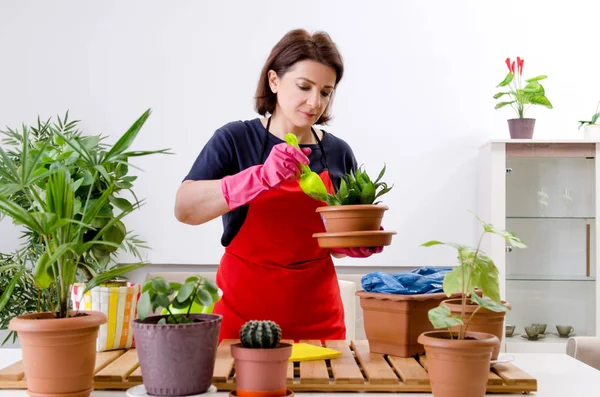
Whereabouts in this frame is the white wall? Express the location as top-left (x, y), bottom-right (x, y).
top-left (1, 0), bottom-right (600, 269)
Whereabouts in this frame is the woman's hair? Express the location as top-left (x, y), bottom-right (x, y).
top-left (254, 29), bottom-right (344, 125)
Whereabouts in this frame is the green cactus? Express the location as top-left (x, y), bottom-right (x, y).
top-left (239, 320), bottom-right (282, 348)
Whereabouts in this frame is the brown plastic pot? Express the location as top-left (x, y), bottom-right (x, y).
top-left (442, 298), bottom-right (510, 360)
top-left (8, 310), bottom-right (107, 397)
top-left (418, 330), bottom-right (498, 397)
top-left (507, 118), bottom-right (535, 139)
top-left (132, 314), bottom-right (222, 396)
top-left (356, 290), bottom-right (461, 357)
top-left (316, 204), bottom-right (388, 233)
top-left (231, 342), bottom-right (292, 397)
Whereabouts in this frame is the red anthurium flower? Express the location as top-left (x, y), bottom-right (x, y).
top-left (505, 57), bottom-right (512, 73)
top-left (517, 57), bottom-right (524, 75)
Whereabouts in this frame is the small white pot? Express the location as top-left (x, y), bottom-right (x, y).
top-left (583, 124), bottom-right (600, 139)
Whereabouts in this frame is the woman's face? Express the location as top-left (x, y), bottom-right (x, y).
top-left (268, 59), bottom-right (337, 128)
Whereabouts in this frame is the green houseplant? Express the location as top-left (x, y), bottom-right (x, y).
top-left (0, 109), bottom-right (168, 397)
top-left (417, 214), bottom-right (526, 397)
top-left (494, 56), bottom-right (553, 139)
top-left (578, 100), bottom-right (600, 139)
top-left (231, 320), bottom-right (292, 397)
top-left (132, 275), bottom-right (222, 396)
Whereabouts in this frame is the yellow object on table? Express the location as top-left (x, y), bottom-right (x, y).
top-left (289, 343), bottom-right (342, 362)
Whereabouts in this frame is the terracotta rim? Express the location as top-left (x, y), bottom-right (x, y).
top-left (442, 298), bottom-right (512, 311)
top-left (316, 204), bottom-right (389, 213)
top-left (355, 290), bottom-right (462, 302)
top-left (418, 330), bottom-right (499, 349)
top-left (9, 310), bottom-right (107, 332)
top-left (312, 230), bottom-right (396, 238)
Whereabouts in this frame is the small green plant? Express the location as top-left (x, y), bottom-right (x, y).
top-left (421, 213), bottom-right (526, 340)
top-left (578, 100), bottom-right (600, 129)
top-left (494, 56), bottom-right (552, 118)
top-left (137, 275), bottom-right (219, 324)
top-left (326, 165), bottom-right (392, 206)
top-left (240, 320), bottom-right (282, 348)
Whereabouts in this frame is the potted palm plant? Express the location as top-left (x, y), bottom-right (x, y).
top-left (417, 214), bottom-right (526, 397)
top-left (0, 109), bottom-right (167, 397)
top-left (231, 320), bottom-right (293, 397)
top-left (133, 275), bottom-right (222, 396)
top-left (494, 56), bottom-right (553, 139)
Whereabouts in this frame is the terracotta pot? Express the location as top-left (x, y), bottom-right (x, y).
top-left (441, 298), bottom-right (510, 360)
top-left (418, 330), bottom-right (498, 397)
top-left (132, 314), bottom-right (222, 396)
top-left (231, 342), bottom-right (292, 397)
top-left (316, 204), bottom-right (388, 233)
top-left (8, 311), bottom-right (107, 397)
top-left (507, 118), bottom-right (536, 139)
top-left (356, 291), bottom-right (462, 357)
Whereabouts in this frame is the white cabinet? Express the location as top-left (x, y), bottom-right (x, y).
top-left (478, 140), bottom-right (600, 354)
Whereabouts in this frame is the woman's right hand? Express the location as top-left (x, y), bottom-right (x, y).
top-left (221, 143), bottom-right (311, 211)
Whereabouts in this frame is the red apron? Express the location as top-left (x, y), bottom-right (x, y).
top-left (213, 170), bottom-right (345, 342)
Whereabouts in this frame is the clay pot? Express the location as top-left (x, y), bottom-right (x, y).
top-left (316, 204), bottom-right (388, 233)
top-left (356, 291), bottom-right (462, 357)
top-left (231, 342), bottom-right (292, 397)
top-left (418, 330), bottom-right (498, 397)
top-left (441, 298), bottom-right (510, 360)
top-left (8, 311), bottom-right (107, 397)
top-left (132, 314), bottom-right (222, 396)
top-left (507, 118), bottom-right (536, 139)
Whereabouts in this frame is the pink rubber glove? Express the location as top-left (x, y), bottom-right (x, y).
top-left (330, 246), bottom-right (383, 258)
top-left (221, 142), bottom-right (311, 210)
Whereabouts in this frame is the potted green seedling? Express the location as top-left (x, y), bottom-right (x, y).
top-left (133, 275), bottom-right (222, 396)
top-left (578, 100), bottom-right (600, 139)
top-left (417, 214), bottom-right (526, 397)
top-left (231, 320), bottom-right (293, 397)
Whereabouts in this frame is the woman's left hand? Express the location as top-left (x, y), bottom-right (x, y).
top-left (330, 246), bottom-right (383, 258)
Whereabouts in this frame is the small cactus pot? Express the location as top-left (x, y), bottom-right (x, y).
top-left (231, 342), bottom-right (292, 397)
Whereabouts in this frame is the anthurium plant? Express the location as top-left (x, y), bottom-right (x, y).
top-left (137, 275), bottom-right (220, 324)
top-left (0, 109), bottom-right (169, 319)
top-left (421, 214), bottom-right (526, 339)
top-left (494, 56), bottom-right (553, 118)
top-left (325, 165), bottom-right (392, 206)
top-left (578, 100), bottom-right (600, 129)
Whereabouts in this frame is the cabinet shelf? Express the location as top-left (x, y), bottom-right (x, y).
top-left (506, 275), bottom-right (595, 281)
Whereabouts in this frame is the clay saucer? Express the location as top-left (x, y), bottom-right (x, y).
top-left (313, 230), bottom-right (396, 248)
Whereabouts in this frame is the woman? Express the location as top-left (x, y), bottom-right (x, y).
top-left (175, 29), bottom-right (382, 341)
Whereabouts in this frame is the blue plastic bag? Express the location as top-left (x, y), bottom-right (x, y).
top-left (361, 267), bottom-right (453, 295)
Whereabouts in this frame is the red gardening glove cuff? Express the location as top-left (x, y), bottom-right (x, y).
top-left (330, 246), bottom-right (383, 258)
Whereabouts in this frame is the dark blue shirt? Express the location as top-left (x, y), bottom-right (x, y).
top-left (184, 118), bottom-right (358, 246)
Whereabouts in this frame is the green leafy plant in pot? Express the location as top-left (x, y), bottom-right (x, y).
top-left (0, 109), bottom-right (166, 397)
top-left (578, 100), bottom-right (600, 139)
top-left (494, 56), bottom-right (552, 139)
top-left (417, 213), bottom-right (526, 397)
top-left (133, 275), bottom-right (222, 396)
top-left (231, 320), bottom-right (293, 397)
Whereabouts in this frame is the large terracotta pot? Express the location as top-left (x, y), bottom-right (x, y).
top-left (316, 204), bottom-right (388, 233)
top-left (231, 342), bottom-right (292, 397)
top-left (356, 291), bottom-right (462, 357)
top-left (442, 298), bottom-right (510, 360)
top-left (9, 310), bottom-right (107, 397)
top-left (418, 330), bottom-right (498, 397)
top-left (132, 314), bottom-right (222, 396)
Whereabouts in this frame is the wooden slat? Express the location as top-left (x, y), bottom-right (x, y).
top-left (94, 350), bottom-right (125, 374)
top-left (493, 363), bottom-right (538, 387)
top-left (325, 340), bottom-right (364, 384)
top-left (387, 356), bottom-right (429, 385)
top-left (351, 340), bottom-right (399, 384)
top-left (299, 340), bottom-right (329, 384)
top-left (129, 366), bottom-right (142, 383)
top-left (213, 339), bottom-right (236, 383)
top-left (0, 360), bottom-right (24, 381)
top-left (94, 349), bottom-right (139, 382)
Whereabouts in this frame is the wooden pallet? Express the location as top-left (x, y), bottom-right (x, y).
top-left (0, 339), bottom-right (537, 393)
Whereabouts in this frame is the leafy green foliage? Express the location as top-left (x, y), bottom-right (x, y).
top-left (326, 165), bottom-right (393, 206)
top-left (578, 101), bottom-right (600, 129)
top-left (137, 276), bottom-right (219, 325)
top-left (421, 213), bottom-right (526, 339)
top-left (0, 109), bottom-right (170, 318)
